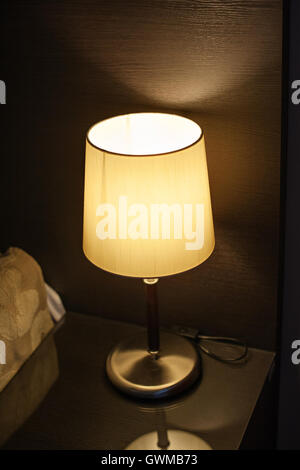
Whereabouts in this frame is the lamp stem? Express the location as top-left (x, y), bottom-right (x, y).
top-left (155, 409), bottom-right (170, 450)
top-left (143, 278), bottom-right (160, 358)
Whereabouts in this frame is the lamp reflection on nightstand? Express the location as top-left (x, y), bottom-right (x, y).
top-left (124, 403), bottom-right (212, 450)
top-left (125, 427), bottom-right (212, 451)
top-left (83, 112), bottom-right (214, 399)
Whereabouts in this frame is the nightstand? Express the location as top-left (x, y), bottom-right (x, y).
top-left (0, 312), bottom-right (276, 450)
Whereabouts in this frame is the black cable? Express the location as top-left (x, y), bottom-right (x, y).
top-left (171, 325), bottom-right (248, 364)
top-left (196, 334), bottom-right (248, 363)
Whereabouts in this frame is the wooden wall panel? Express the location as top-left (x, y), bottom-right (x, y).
top-left (1, 0), bottom-right (282, 349)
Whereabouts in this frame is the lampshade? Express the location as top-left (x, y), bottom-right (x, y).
top-left (83, 113), bottom-right (214, 278)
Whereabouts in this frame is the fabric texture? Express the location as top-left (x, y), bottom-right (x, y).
top-left (0, 247), bottom-right (54, 392)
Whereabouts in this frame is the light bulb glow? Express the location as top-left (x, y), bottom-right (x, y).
top-left (88, 113), bottom-right (202, 156)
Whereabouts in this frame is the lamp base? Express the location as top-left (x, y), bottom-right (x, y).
top-left (106, 331), bottom-right (201, 399)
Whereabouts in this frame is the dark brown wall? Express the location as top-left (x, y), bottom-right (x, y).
top-left (1, 0), bottom-right (282, 349)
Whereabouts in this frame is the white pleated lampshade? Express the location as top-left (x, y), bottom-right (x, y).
top-left (83, 113), bottom-right (214, 278)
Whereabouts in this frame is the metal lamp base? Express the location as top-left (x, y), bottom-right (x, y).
top-left (106, 331), bottom-right (201, 399)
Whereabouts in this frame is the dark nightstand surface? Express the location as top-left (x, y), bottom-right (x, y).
top-left (0, 312), bottom-right (275, 450)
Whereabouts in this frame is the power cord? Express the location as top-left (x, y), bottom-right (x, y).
top-left (171, 325), bottom-right (248, 363)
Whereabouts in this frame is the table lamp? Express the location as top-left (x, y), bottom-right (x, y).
top-left (83, 112), bottom-right (215, 399)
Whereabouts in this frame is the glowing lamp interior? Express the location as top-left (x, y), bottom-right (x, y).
top-left (87, 113), bottom-right (202, 156)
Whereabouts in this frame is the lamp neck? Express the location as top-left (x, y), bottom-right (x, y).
top-left (143, 278), bottom-right (159, 285)
top-left (143, 278), bottom-right (160, 358)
